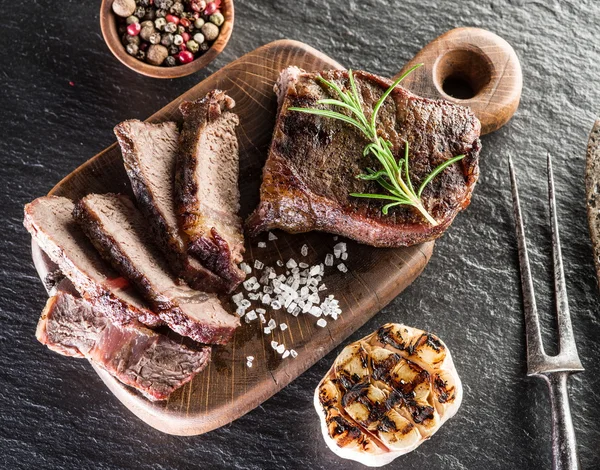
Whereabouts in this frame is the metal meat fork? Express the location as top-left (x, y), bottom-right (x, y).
top-left (509, 154), bottom-right (584, 470)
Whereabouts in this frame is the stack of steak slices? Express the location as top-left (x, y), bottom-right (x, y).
top-left (24, 90), bottom-right (245, 401)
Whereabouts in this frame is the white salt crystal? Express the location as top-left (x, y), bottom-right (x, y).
top-left (256, 308), bottom-right (266, 314)
top-left (325, 254), bottom-right (334, 266)
top-left (316, 318), bottom-right (328, 328)
top-left (262, 294), bottom-right (272, 305)
top-left (263, 327), bottom-right (271, 334)
top-left (337, 263), bottom-right (348, 273)
top-left (298, 262), bottom-right (309, 269)
top-left (310, 265), bottom-right (321, 276)
top-left (310, 306), bottom-right (322, 317)
top-left (268, 319), bottom-right (277, 329)
top-left (286, 259), bottom-right (297, 269)
top-left (276, 344), bottom-right (285, 354)
top-left (290, 349), bottom-right (298, 358)
top-left (247, 361), bottom-right (253, 368)
top-left (245, 310), bottom-right (257, 321)
top-left (246, 356), bottom-right (254, 361)
top-left (282, 350), bottom-right (290, 359)
top-left (271, 300), bottom-right (282, 310)
top-left (258, 242), bottom-right (267, 248)
top-left (240, 262), bottom-right (252, 274)
top-left (241, 299), bottom-right (251, 308)
top-left (236, 306), bottom-right (246, 316)
top-left (259, 313), bottom-right (266, 324)
top-left (271, 340), bottom-right (279, 349)
top-left (334, 242), bottom-right (347, 253)
top-left (318, 284), bottom-right (327, 291)
top-left (301, 244), bottom-right (308, 256)
top-left (280, 323), bottom-right (288, 331)
top-left (276, 260), bottom-right (284, 267)
top-left (248, 293), bottom-right (260, 300)
top-left (268, 232), bottom-right (278, 241)
top-left (254, 260), bottom-right (264, 270)
top-left (232, 292), bottom-right (244, 304)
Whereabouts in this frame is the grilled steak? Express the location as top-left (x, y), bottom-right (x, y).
top-left (74, 193), bottom-right (239, 345)
top-left (176, 90), bottom-right (246, 289)
top-left (37, 291), bottom-right (210, 401)
top-left (247, 67), bottom-right (481, 247)
top-left (23, 196), bottom-right (160, 327)
top-left (114, 120), bottom-right (229, 293)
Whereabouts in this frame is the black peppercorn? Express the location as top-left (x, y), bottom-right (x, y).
top-left (134, 7), bottom-right (146, 18)
top-left (165, 55), bottom-right (177, 67)
top-left (200, 42), bottom-right (210, 52)
top-left (156, 9), bottom-right (167, 18)
top-left (136, 50), bottom-right (146, 60)
top-left (143, 9), bottom-right (155, 21)
top-left (168, 45), bottom-right (179, 55)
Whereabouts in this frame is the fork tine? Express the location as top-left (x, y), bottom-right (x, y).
top-left (547, 154), bottom-right (583, 368)
top-left (509, 156), bottom-right (547, 369)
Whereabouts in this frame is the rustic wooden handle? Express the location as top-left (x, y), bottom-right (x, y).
top-left (396, 27), bottom-right (522, 135)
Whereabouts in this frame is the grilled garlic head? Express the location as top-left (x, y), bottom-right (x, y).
top-left (314, 323), bottom-right (462, 467)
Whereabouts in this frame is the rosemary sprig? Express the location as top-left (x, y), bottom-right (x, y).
top-left (289, 65), bottom-right (466, 226)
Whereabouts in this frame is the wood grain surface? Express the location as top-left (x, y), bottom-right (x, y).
top-left (32, 40), bottom-right (435, 436)
top-left (399, 27), bottom-right (522, 135)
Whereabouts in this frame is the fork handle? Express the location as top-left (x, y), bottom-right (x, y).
top-left (545, 372), bottom-right (580, 470)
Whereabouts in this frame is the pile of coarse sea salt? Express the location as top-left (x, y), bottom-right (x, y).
top-left (233, 233), bottom-right (348, 368)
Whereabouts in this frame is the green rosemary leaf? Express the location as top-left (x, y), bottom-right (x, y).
top-left (417, 154), bottom-right (466, 197)
top-left (316, 99), bottom-right (357, 113)
top-left (403, 142), bottom-right (415, 195)
top-left (349, 193), bottom-right (405, 201)
top-left (363, 143), bottom-right (378, 157)
top-left (370, 63), bottom-right (423, 131)
top-left (348, 70), bottom-right (362, 110)
top-left (382, 201), bottom-right (403, 214)
top-left (317, 76), bottom-right (356, 109)
top-left (288, 108), bottom-right (367, 134)
top-left (356, 169), bottom-right (388, 180)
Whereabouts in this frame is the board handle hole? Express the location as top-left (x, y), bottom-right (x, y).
top-left (435, 49), bottom-right (492, 101)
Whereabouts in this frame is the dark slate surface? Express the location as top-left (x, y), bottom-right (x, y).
top-left (1, 0), bottom-right (599, 468)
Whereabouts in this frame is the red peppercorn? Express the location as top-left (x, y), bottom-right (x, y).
top-left (192, 11), bottom-right (200, 18)
top-left (166, 14), bottom-right (180, 25)
top-left (182, 32), bottom-right (191, 42)
top-left (127, 22), bottom-right (141, 36)
top-left (178, 50), bottom-right (194, 64)
top-left (204, 2), bottom-right (217, 15)
top-left (191, 2), bottom-right (203, 12)
top-left (180, 18), bottom-right (191, 28)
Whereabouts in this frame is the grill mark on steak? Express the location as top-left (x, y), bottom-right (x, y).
top-left (175, 90), bottom-right (246, 289)
top-left (74, 193), bottom-right (239, 345)
top-left (114, 120), bottom-right (230, 293)
top-left (23, 196), bottom-right (160, 327)
top-left (37, 291), bottom-right (210, 401)
top-left (246, 67), bottom-right (481, 247)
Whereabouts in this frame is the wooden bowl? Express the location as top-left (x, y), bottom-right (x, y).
top-left (100, 0), bottom-right (234, 79)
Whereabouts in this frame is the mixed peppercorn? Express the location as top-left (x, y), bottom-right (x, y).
top-left (112, 0), bottom-right (224, 67)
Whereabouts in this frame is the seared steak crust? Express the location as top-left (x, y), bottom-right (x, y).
top-left (176, 90), bottom-right (246, 289)
top-left (37, 291), bottom-right (210, 401)
top-left (114, 120), bottom-right (228, 293)
top-left (247, 67), bottom-right (481, 247)
top-left (74, 193), bottom-right (239, 345)
top-left (23, 196), bottom-right (160, 327)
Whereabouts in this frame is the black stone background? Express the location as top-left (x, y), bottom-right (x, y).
top-left (1, 0), bottom-right (599, 469)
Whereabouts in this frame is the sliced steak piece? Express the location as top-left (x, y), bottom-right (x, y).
top-left (23, 196), bottom-right (160, 327)
top-left (114, 120), bottom-right (229, 293)
top-left (175, 90), bottom-right (246, 289)
top-left (246, 67), bottom-right (481, 247)
top-left (74, 193), bottom-right (239, 345)
top-left (37, 291), bottom-right (210, 401)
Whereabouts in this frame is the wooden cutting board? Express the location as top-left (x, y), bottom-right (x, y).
top-left (32, 30), bottom-right (521, 436)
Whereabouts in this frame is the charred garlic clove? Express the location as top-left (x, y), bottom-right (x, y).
top-left (314, 323), bottom-right (463, 467)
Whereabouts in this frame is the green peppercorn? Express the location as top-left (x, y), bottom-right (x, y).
top-left (201, 22), bottom-right (219, 41)
top-left (126, 43), bottom-right (139, 56)
top-left (165, 56), bottom-right (177, 67)
top-left (148, 32), bottom-right (161, 45)
top-left (209, 12), bottom-right (224, 27)
top-left (126, 15), bottom-right (139, 24)
top-left (177, 25), bottom-right (186, 35)
top-left (186, 40), bottom-right (199, 53)
top-left (173, 34), bottom-right (184, 46)
top-left (164, 22), bottom-right (177, 33)
top-left (194, 18), bottom-right (205, 29)
top-left (123, 33), bottom-right (140, 45)
top-left (193, 33), bottom-right (205, 44)
top-left (154, 17), bottom-right (167, 30)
